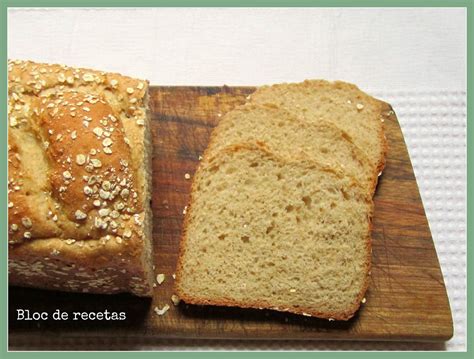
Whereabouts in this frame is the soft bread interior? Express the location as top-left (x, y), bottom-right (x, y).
top-left (177, 144), bottom-right (372, 319)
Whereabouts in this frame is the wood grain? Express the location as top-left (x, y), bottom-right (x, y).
top-left (9, 86), bottom-right (453, 345)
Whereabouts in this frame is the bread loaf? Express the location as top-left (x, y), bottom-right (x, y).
top-left (8, 60), bottom-right (153, 296)
top-left (175, 143), bottom-right (372, 320)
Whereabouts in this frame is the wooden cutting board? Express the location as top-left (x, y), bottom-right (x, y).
top-left (9, 86), bottom-right (453, 346)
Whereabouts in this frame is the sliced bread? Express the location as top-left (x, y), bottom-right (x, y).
top-left (175, 143), bottom-right (372, 320)
top-left (249, 80), bottom-right (387, 175)
top-left (207, 103), bottom-right (376, 192)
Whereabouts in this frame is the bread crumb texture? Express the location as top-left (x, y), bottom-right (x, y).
top-left (249, 80), bottom-right (387, 176)
top-left (208, 103), bottom-right (375, 192)
top-left (8, 59), bottom-right (153, 296)
top-left (176, 80), bottom-right (386, 320)
top-left (176, 143), bottom-right (373, 320)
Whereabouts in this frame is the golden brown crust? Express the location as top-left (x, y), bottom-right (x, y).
top-left (9, 234), bottom-right (149, 295)
top-left (8, 59), bottom-right (152, 296)
top-left (175, 142), bottom-right (373, 321)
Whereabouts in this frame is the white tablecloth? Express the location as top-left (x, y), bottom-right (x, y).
top-left (7, 7), bottom-right (467, 351)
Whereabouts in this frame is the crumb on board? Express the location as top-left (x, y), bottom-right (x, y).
top-left (171, 294), bottom-right (181, 306)
top-left (156, 273), bottom-right (165, 285)
top-left (154, 304), bottom-right (170, 316)
top-left (184, 173), bottom-right (191, 180)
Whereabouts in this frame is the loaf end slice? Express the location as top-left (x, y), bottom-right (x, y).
top-left (175, 143), bottom-right (372, 320)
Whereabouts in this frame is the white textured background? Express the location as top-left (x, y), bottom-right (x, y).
top-left (7, 7), bottom-right (467, 351)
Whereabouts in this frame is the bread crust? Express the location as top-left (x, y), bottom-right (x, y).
top-left (8, 60), bottom-right (153, 296)
top-left (9, 232), bottom-right (150, 295)
top-left (175, 142), bottom-right (373, 321)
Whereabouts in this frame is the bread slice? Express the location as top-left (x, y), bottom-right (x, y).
top-left (249, 80), bottom-right (387, 175)
top-left (175, 143), bottom-right (372, 320)
top-left (207, 103), bottom-right (376, 192)
top-left (8, 60), bottom-right (154, 296)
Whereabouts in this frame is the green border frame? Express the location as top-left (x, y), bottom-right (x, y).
top-left (1, 0), bottom-right (470, 355)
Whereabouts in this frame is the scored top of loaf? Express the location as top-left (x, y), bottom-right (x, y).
top-left (8, 59), bottom-right (149, 247)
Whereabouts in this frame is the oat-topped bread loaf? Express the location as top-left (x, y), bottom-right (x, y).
top-left (249, 80), bottom-right (387, 178)
top-left (175, 144), bottom-right (372, 320)
top-left (8, 60), bottom-right (153, 296)
top-left (207, 103), bottom-right (375, 191)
